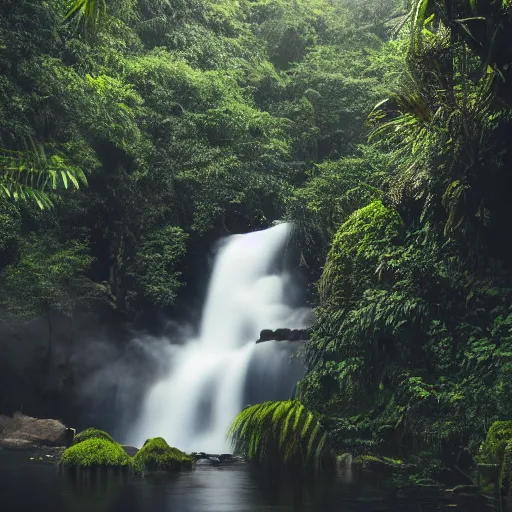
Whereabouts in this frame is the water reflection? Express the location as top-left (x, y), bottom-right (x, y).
top-left (0, 453), bottom-right (507, 512)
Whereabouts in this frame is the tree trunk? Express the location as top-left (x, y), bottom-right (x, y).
top-left (109, 234), bottom-right (127, 312)
top-left (43, 309), bottom-right (52, 373)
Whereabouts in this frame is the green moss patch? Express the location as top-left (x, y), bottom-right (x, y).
top-left (59, 438), bottom-right (132, 468)
top-left (74, 428), bottom-right (115, 445)
top-left (133, 437), bottom-right (193, 473)
top-left (478, 421), bottom-right (512, 464)
top-left (500, 441), bottom-right (512, 496)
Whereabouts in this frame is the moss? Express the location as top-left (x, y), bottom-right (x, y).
top-left (74, 428), bottom-right (115, 445)
top-left (319, 200), bottom-right (403, 302)
top-left (500, 441), bottom-right (512, 496)
top-left (478, 421), bottom-right (512, 464)
top-left (59, 438), bottom-right (132, 468)
top-left (133, 437), bottom-right (193, 473)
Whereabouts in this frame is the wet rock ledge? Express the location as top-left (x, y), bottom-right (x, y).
top-left (256, 328), bottom-right (310, 344)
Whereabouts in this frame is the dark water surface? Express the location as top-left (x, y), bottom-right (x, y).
top-left (0, 452), bottom-right (505, 512)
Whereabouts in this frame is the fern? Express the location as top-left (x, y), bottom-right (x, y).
top-left (228, 400), bottom-right (332, 467)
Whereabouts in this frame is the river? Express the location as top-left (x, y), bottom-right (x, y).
top-left (0, 451), bottom-right (503, 512)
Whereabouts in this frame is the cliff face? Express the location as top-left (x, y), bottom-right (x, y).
top-left (0, 318), bottom-right (161, 436)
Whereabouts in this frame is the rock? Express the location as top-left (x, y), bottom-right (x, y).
top-left (64, 428), bottom-right (75, 447)
top-left (256, 328), bottom-right (310, 344)
top-left (133, 437), bottom-right (193, 473)
top-left (122, 445), bottom-right (139, 457)
top-left (257, 330), bottom-right (275, 343)
top-left (0, 412), bottom-right (69, 449)
top-left (59, 438), bottom-right (132, 469)
top-left (274, 328), bottom-right (291, 341)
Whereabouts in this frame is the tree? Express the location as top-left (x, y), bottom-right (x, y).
top-left (1, 234), bottom-right (93, 370)
top-left (127, 226), bottom-right (188, 313)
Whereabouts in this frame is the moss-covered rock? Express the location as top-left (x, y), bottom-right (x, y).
top-left (500, 441), bottom-right (512, 496)
top-left (478, 421), bottom-right (512, 464)
top-left (59, 438), bottom-right (132, 468)
top-left (133, 437), bottom-right (193, 473)
top-left (74, 428), bottom-right (115, 445)
top-left (476, 421), bottom-right (512, 495)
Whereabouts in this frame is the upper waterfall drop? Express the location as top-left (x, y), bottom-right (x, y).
top-left (128, 223), bottom-right (309, 453)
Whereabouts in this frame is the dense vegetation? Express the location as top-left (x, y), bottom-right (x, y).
top-left (2, 0), bottom-right (512, 486)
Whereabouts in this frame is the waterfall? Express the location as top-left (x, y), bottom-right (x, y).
top-left (129, 223), bottom-right (310, 453)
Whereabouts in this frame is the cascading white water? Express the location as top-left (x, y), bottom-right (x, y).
top-left (129, 223), bottom-right (310, 453)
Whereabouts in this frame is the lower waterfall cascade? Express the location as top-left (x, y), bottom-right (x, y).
top-left (128, 223), bottom-right (311, 453)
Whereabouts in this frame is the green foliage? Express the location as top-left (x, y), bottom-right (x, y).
top-left (74, 428), bottom-right (115, 445)
top-left (352, 454), bottom-right (404, 470)
top-left (248, 0), bottom-right (331, 68)
top-left (59, 437), bottom-right (132, 468)
top-left (298, 0), bottom-right (512, 474)
top-left (128, 226), bottom-right (188, 309)
top-left (7, 0), bottom-right (512, 483)
top-left (0, 145), bottom-right (87, 209)
top-left (132, 437), bottom-right (193, 473)
top-left (286, 151), bottom-right (385, 269)
top-left (228, 400), bottom-right (332, 467)
top-left (319, 200), bottom-right (403, 302)
top-left (501, 442), bottom-right (512, 496)
top-left (1, 233), bottom-right (93, 319)
top-left (478, 421), bottom-right (512, 465)
top-left (65, 0), bottom-right (108, 34)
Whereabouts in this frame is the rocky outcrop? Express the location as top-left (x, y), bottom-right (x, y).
top-left (256, 328), bottom-right (310, 343)
top-left (0, 412), bottom-right (73, 449)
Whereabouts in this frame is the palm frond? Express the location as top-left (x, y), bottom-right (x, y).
top-left (65, 0), bottom-right (107, 32)
top-left (0, 146), bottom-right (87, 209)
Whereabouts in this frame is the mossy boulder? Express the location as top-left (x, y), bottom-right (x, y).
top-left (74, 428), bottom-right (115, 445)
top-left (476, 421), bottom-right (512, 495)
top-left (59, 438), bottom-right (132, 469)
top-left (478, 421), bottom-right (512, 464)
top-left (500, 441), bottom-right (512, 496)
top-left (133, 437), bottom-right (193, 473)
